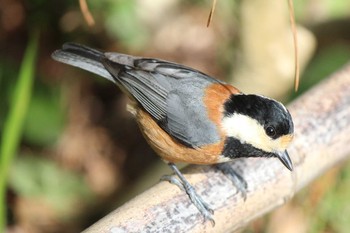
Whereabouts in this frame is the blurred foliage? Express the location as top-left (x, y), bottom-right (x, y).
top-left (290, 43), bottom-right (350, 98)
top-left (23, 82), bottom-right (64, 146)
top-left (97, 0), bottom-right (149, 49)
top-left (0, 31), bottom-right (39, 232)
top-left (9, 155), bottom-right (92, 216)
top-left (295, 0), bottom-right (350, 21)
top-left (0, 61), bottom-right (17, 131)
top-left (294, 163), bottom-right (350, 233)
top-left (0, 0), bottom-right (350, 232)
top-left (316, 166), bottom-right (350, 233)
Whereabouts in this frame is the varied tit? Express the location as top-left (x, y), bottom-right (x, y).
top-left (52, 43), bottom-right (294, 224)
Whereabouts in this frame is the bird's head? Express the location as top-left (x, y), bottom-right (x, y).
top-left (221, 94), bottom-right (294, 170)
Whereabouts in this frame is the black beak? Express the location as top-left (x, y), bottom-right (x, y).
top-left (276, 150), bottom-right (293, 171)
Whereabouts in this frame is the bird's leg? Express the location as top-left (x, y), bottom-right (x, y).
top-left (216, 163), bottom-right (248, 200)
top-left (161, 163), bottom-right (215, 225)
top-left (160, 175), bottom-right (185, 191)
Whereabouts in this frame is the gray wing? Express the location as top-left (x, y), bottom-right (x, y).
top-left (102, 57), bottom-right (222, 147)
top-left (52, 43), bottom-right (222, 148)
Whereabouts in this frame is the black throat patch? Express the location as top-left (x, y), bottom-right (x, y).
top-left (221, 137), bottom-right (275, 159)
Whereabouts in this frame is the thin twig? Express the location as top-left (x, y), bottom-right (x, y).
top-left (79, 0), bottom-right (95, 27)
top-left (207, 0), bottom-right (217, 27)
top-left (288, 0), bottom-right (300, 91)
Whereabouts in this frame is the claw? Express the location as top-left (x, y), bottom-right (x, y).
top-left (163, 163), bottom-right (215, 225)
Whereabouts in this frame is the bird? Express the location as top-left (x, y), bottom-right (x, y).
top-left (52, 42), bottom-right (294, 224)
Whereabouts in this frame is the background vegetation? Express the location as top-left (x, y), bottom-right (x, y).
top-left (1, 0), bottom-right (350, 232)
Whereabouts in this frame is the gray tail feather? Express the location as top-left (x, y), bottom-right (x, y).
top-left (61, 42), bottom-right (103, 61)
top-left (51, 42), bottom-right (115, 83)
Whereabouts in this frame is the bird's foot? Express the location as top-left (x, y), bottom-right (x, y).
top-left (216, 163), bottom-right (248, 200)
top-left (161, 164), bottom-right (215, 226)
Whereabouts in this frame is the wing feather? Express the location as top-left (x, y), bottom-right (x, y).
top-left (53, 43), bottom-right (223, 147)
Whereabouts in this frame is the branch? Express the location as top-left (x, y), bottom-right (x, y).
top-left (83, 64), bottom-right (350, 232)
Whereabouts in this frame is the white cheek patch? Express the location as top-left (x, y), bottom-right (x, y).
top-left (221, 113), bottom-right (273, 153)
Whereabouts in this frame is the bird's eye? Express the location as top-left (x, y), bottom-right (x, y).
top-left (265, 126), bottom-right (276, 137)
